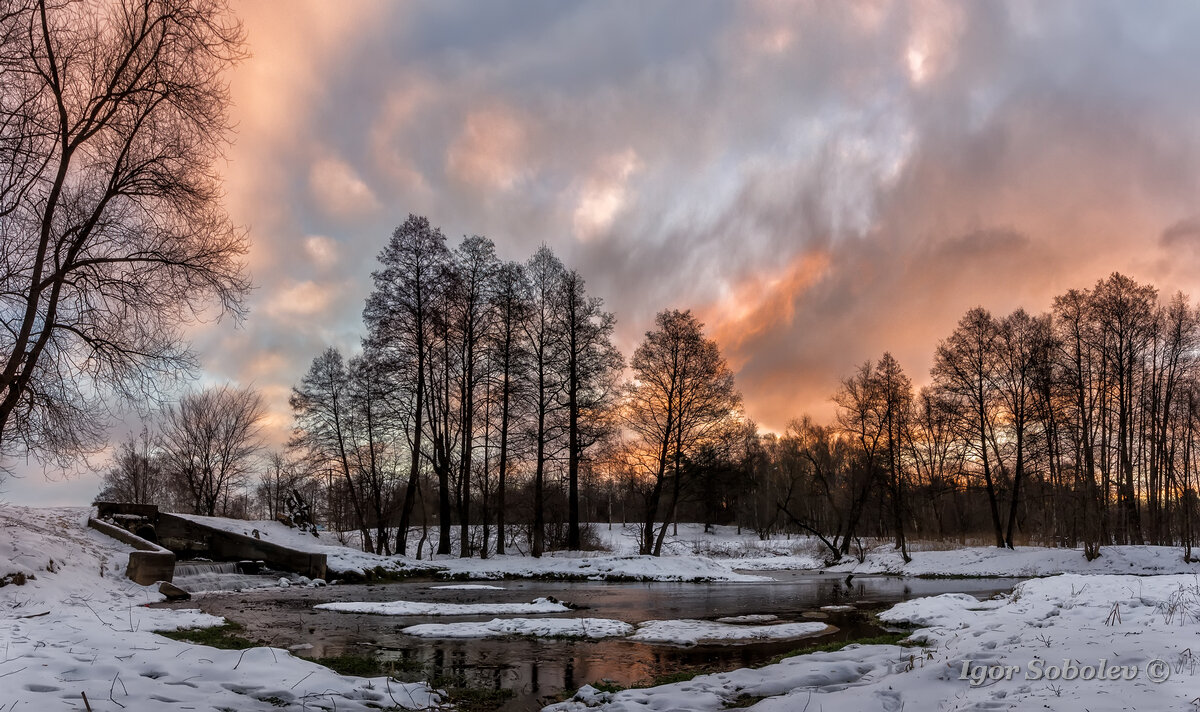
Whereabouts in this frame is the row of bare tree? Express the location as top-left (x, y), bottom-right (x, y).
top-left (287, 216), bottom-right (745, 558)
top-left (96, 212), bottom-right (747, 560)
top-left (760, 273), bottom-right (1200, 562)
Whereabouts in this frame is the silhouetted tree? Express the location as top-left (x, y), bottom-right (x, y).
top-left (0, 0), bottom-right (249, 473)
top-left (625, 310), bottom-right (740, 556)
top-left (159, 385), bottom-right (264, 517)
top-left (559, 269), bottom-right (622, 550)
top-left (523, 246), bottom-right (567, 557)
top-left (363, 215), bottom-right (450, 555)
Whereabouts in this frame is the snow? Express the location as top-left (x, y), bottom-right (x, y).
top-left (549, 573), bottom-right (1200, 711)
top-left (172, 513), bottom-right (443, 578)
top-left (436, 553), bottom-right (770, 582)
top-left (830, 542), bottom-right (1200, 576)
top-left (174, 516), bottom-right (1200, 581)
top-left (429, 583), bottom-right (506, 590)
top-left (403, 617), bottom-right (634, 639)
top-left (315, 596), bottom-right (570, 616)
top-left (724, 555), bottom-right (823, 571)
top-left (714, 614), bottom-right (779, 623)
top-left (629, 619), bottom-right (830, 646)
top-left (0, 506), bottom-right (438, 711)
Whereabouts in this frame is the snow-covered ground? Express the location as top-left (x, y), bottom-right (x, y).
top-left (0, 506), bottom-right (437, 711)
top-left (9, 506), bottom-right (1200, 712)
top-left (315, 596), bottom-right (569, 616)
top-left (550, 573), bottom-right (1200, 711)
top-left (173, 512), bottom-right (444, 578)
top-left (828, 542), bottom-right (1200, 577)
top-left (167, 516), bottom-right (1200, 580)
top-left (403, 617), bottom-right (635, 640)
top-left (629, 620), bottom-right (830, 645)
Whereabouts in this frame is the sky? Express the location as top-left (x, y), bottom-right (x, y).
top-left (10, 0), bottom-right (1200, 505)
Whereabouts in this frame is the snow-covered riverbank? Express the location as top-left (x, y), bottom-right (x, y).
top-left (174, 515), bottom-right (1200, 581)
top-left (0, 506), bottom-right (437, 711)
top-left (549, 573), bottom-right (1200, 711)
top-left (6, 505), bottom-right (1200, 712)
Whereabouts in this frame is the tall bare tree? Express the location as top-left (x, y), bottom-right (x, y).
top-left (932, 307), bottom-right (1006, 547)
top-left (523, 246), bottom-right (567, 557)
top-left (559, 269), bottom-right (622, 550)
top-left (363, 215), bottom-right (450, 555)
top-left (159, 385), bottom-right (263, 517)
top-left (625, 309), bottom-right (740, 556)
top-left (450, 236), bottom-right (498, 557)
top-left (289, 347), bottom-right (373, 551)
top-left (483, 260), bottom-right (530, 556)
top-left (0, 0), bottom-right (249, 471)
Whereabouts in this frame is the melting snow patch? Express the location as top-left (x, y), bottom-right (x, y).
top-left (630, 620), bottom-right (830, 645)
top-left (402, 617), bottom-right (634, 639)
top-left (714, 614), bottom-right (779, 624)
top-left (315, 596), bottom-right (570, 616)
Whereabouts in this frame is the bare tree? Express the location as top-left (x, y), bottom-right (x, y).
top-left (993, 309), bottom-right (1051, 548)
top-left (363, 215), bottom-right (450, 555)
top-left (485, 261), bottom-right (530, 555)
top-left (290, 347), bottom-right (373, 551)
top-left (450, 236), bottom-right (498, 557)
top-left (625, 309), bottom-right (740, 556)
top-left (96, 427), bottom-right (162, 505)
top-left (932, 307), bottom-right (1006, 547)
top-left (523, 246), bottom-right (567, 557)
top-left (559, 269), bottom-right (622, 550)
top-left (159, 385), bottom-right (264, 517)
top-left (0, 0), bottom-right (249, 472)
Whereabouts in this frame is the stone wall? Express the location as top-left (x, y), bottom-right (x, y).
top-left (157, 513), bottom-right (327, 580)
top-left (87, 517), bottom-right (176, 585)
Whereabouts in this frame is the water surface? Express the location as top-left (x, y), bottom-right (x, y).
top-left (158, 573), bottom-right (1016, 711)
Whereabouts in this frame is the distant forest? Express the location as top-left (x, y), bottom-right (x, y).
top-left (102, 218), bottom-right (1200, 563)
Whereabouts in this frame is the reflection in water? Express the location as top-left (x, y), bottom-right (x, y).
top-left (158, 573), bottom-right (1016, 712)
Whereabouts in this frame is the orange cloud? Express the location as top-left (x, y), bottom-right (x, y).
top-left (572, 149), bottom-right (642, 241)
top-left (446, 106), bottom-right (529, 191)
top-left (263, 280), bottom-right (339, 319)
top-left (704, 250), bottom-right (832, 370)
top-left (308, 156), bottom-right (380, 218)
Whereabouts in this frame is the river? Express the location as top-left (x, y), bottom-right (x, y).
top-left (156, 572), bottom-right (1017, 711)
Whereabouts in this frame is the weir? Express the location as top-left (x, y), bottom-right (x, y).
top-left (93, 503), bottom-right (327, 586)
top-left (172, 560), bottom-right (282, 593)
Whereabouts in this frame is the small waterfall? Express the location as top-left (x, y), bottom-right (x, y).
top-left (174, 561), bottom-right (239, 577)
top-left (172, 560), bottom-right (280, 593)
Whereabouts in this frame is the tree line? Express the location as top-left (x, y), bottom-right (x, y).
top-left (102, 215), bottom-right (744, 559)
top-left (101, 256), bottom-right (1200, 563)
top-left (756, 273), bottom-right (1200, 563)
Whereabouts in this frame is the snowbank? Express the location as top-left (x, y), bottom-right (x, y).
top-left (316, 596), bottom-right (569, 616)
top-left (829, 542), bottom-right (1200, 576)
top-left (629, 619), bottom-right (830, 645)
top-left (436, 553), bottom-right (770, 582)
top-left (0, 506), bottom-right (437, 711)
top-left (403, 617), bottom-right (634, 639)
top-left (549, 573), bottom-right (1200, 711)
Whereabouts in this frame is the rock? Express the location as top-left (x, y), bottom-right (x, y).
top-left (278, 577), bottom-right (291, 587)
top-left (801, 611), bottom-right (829, 619)
top-left (158, 581), bottom-right (191, 600)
